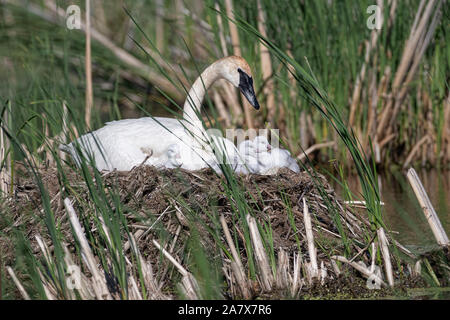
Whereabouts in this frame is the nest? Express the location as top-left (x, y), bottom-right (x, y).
top-left (3, 164), bottom-right (418, 299)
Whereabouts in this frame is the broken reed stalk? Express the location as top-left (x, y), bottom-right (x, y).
top-left (152, 239), bottom-right (201, 299)
top-left (276, 248), bottom-right (289, 289)
top-left (246, 215), bottom-right (274, 291)
top-left (64, 198), bottom-right (112, 300)
top-left (0, 105), bottom-right (11, 195)
top-left (224, 0), bottom-right (254, 129)
top-left (219, 214), bottom-right (251, 299)
top-left (128, 235), bottom-right (163, 299)
top-left (60, 101), bottom-right (69, 161)
top-left (344, 200), bottom-right (385, 206)
top-left (62, 245), bottom-right (96, 300)
top-left (84, 0), bottom-right (93, 128)
top-left (403, 135), bottom-right (430, 169)
top-left (6, 267), bottom-right (31, 300)
top-left (35, 234), bottom-right (76, 299)
top-left (35, 235), bottom-right (54, 270)
top-left (37, 268), bottom-right (58, 300)
top-left (377, 228), bottom-right (394, 287)
top-left (406, 168), bottom-right (449, 246)
top-left (302, 198), bottom-right (318, 278)
top-left (152, 239), bottom-right (187, 276)
top-left (296, 141), bottom-right (335, 161)
top-left (291, 252), bottom-right (302, 296)
top-left (332, 256), bottom-right (387, 287)
top-left (370, 242), bottom-right (376, 273)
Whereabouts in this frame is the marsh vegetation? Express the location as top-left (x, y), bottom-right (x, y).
top-left (0, 0), bottom-right (449, 299)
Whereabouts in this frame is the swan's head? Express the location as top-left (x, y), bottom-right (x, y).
top-left (221, 56), bottom-right (260, 110)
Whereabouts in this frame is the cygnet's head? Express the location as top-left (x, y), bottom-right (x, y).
top-left (167, 144), bottom-right (182, 167)
top-left (253, 136), bottom-right (271, 153)
top-left (219, 56), bottom-right (259, 110)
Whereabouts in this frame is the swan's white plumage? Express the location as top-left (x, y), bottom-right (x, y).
top-left (66, 117), bottom-right (188, 171)
top-left (62, 56), bottom-right (258, 172)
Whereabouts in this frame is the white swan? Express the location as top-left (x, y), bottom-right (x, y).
top-left (61, 56), bottom-right (260, 171)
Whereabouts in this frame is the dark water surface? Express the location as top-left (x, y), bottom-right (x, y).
top-left (334, 170), bottom-right (450, 251)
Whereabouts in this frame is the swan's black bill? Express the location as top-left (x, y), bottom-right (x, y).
top-left (238, 68), bottom-right (260, 110)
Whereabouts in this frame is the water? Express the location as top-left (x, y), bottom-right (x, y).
top-left (335, 169), bottom-right (450, 251)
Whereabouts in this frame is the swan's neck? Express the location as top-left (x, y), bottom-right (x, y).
top-left (182, 61), bottom-right (223, 139)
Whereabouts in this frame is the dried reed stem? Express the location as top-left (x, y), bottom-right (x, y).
top-left (302, 198), bottom-right (318, 277)
top-left (7, 267), bottom-right (31, 300)
top-left (152, 239), bottom-right (187, 276)
top-left (291, 252), bottom-right (302, 296)
top-left (220, 215), bottom-right (251, 299)
top-left (276, 248), bottom-right (290, 289)
top-left (403, 135), bottom-right (430, 169)
top-left (180, 273), bottom-right (201, 300)
top-left (332, 256), bottom-right (387, 287)
top-left (0, 105), bottom-right (11, 195)
top-left (64, 198), bottom-right (112, 300)
top-left (296, 141), bottom-right (335, 161)
top-left (406, 168), bottom-right (449, 246)
top-left (246, 215), bottom-right (274, 291)
top-left (60, 101), bottom-right (68, 161)
top-left (62, 245), bottom-right (95, 300)
top-left (37, 268), bottom-right (58, 300)
top-left (377, 228), bottom-right (394, 287)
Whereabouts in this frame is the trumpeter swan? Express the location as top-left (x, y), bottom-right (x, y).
top-left (61, 56), bottom-right (259, 171)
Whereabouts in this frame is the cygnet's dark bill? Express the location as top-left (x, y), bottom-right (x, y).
top-left (238, 68), bottom-right (260, 110)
